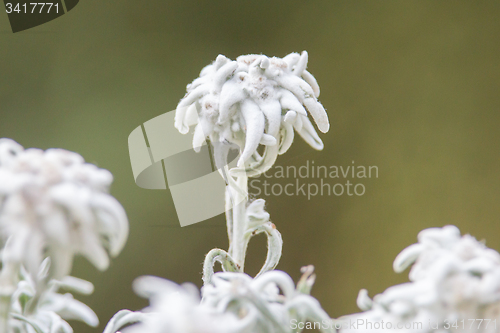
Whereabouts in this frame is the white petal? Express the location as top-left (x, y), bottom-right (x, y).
top-left (393, 243), bottom-right (424, 273)
top-left (302, 98), bottom-right (329, 133)
top-left (175, 85), bottom-right (210, 134)
top-left (275, 74), bottom-right (315, 103)
top-left (284, 111), bottom-right (297, 124)
top-left (239, 144), bottom-right (280, 178)
top-left (184, 103), bottom-right (199, 127)
top-left (212, 61), bottom-right (238, 93)
top-left (218, 78), bottom-right (247, 124)
top-left (91, 193), bottom-right (129, 257)
top-left (356, 289), bottom-right (373, 311)
top-left (278, 121), bottom-right (294, 155)
top-left (293, 114), bottom-right (303, 132)
top-left (282, 52), bottom-right (300, 69)
top-left (259, 99), bottom-right (282, 138)
top-left (57, 276), bottom-right (95, 295)
top-left (296, 116), bottom-right (324, 150)
top-left (238, 99), bottom-right (265, 167)
top-left (132, 275), bottom-right (180, 299)
top-left (49, 184), bottom-right (94, 226)
top-left (192, 123), bottom-right (207, 153)
top-left (78, 228), bottom-right (110, 271)
top-left (254, 237), bottom-right (285, 282)
top-left (260, 134), bottom-right (277, 146)
top-left (292, 50), bottom-right (308, 76)
top-left (280, 89), bottom-right (307, 116)
top-left (302, 69), bottom-right (320, 97)
top-left (103, 310), bottom-right (145, 333)
top-left (214, 54), bottom-right (230, 70)
top-left (253, 270), bottom-right (294, 298)
top-left (52, 293), bottom-right (99, 327)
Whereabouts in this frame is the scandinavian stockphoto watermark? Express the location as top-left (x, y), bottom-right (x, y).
top-left (249, 160), bottom-right (378, 200)
top-left (291, 318), bottom-right (424, 331)
top-left (290, 318), bottom-right (497, 331)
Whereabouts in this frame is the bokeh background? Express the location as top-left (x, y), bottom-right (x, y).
top-left (1, 1), bottom-right (500, 331)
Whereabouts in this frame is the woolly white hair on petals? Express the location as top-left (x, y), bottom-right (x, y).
top-left (174, 51), bottom-right (330, 177)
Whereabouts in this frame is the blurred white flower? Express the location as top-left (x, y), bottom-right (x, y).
top-left (340, 225), bottom-right (500, 333)
top-left (104, 276), bottom-right (238, 333)
top-left (0, 138), bottom-right (128, 283)
top-left (104, 268), bottom-right (333, 333)
top-left (174, 51), bottom-right (329, 176)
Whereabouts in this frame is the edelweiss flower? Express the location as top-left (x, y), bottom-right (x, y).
top-left (0, 139), bottom-right (128, 282)
top-left (340, 226), bottom-right (500, 333)
top-left (174, 51), bottom-right (330, 176)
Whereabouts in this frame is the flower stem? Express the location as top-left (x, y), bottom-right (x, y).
top-left (228, 174), bottom-right (248, 271)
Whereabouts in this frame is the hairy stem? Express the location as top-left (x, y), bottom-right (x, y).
top-left (228, 174), bottom-right (248, 271)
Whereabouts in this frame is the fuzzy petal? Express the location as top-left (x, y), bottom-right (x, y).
top-left (283, 111), bottom-right (297, 124)
top-left (212, 61), bottom-right (238, 93)
top-left (260, 134), bottom-right (277, 146)
top-left (252, 270), bottom-right (294, 299)
top-left (218, 78), bottom-right (247, 124)
top-left (90, 193), bottom-right (129, 257)
top-left (302, 70), bottom-right (320, 98)
top-left (214, 54), bottom-right (230, 70)
top-left (303, 98), bottom-right (330, 133)
top-left (57, 276), bottom-right (95, 295)
top-left (279, 89), bottom-right (307, 116)
top-left (296, 116), bottom-right (324, 150)
top-left (282, 52), bottom-right (300, 69)
top-left (192, 123), bottom-right (207, 153)
top-left (259, 99), bottom-right (282, 137)
top-left (175, 85), bottom-right (210, 134)
top-left (275, 74), bottom-right (315, 103)
top-left (78, 228), bottom-right (110, 271)
top-left (238, 99), bottom-right (265, 167)
top-left (293, 114), bottom-right (303, 132)
top-left (393, 244), bottom-right (424, 273)
top-left (51, 293), bottom-right (99, 327)
top-left (292, 50), bottom-right (308, 76)
top-left (278, 121), bottom-right (294, 155)
top-left (184, 103), bottom-right (199, 127)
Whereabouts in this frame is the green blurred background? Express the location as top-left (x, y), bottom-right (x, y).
top-left (1, 1), bottom-right (500, 331)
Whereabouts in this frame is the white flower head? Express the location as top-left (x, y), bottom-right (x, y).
top-left (0, 139), bottom-right (128, 281)
top-left (341, 226), bottom-right (500, 333)
top-left (174, 51), bottom-right (330, 177)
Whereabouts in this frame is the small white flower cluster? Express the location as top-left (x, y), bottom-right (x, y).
top-left (0, 138), bottom-right (129, 333)
top-left (104, 267), bottom-right (333, 333)
top-left (341, 226), bottom-right (500, 333)
top-left (174, 51), bottom-right (329, 177)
